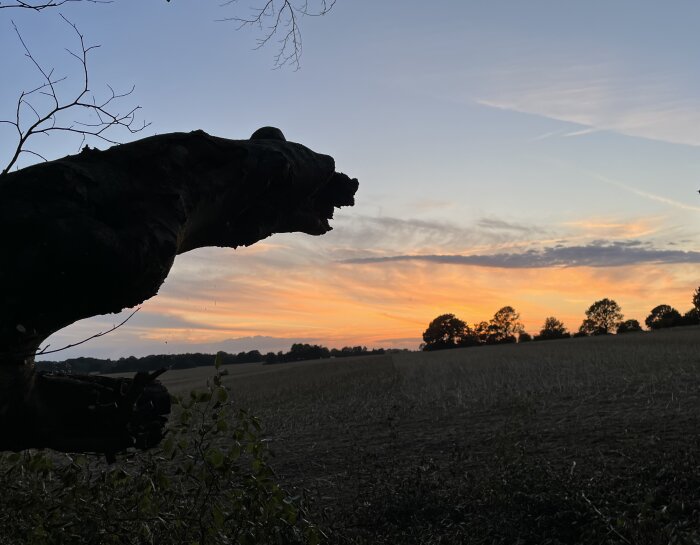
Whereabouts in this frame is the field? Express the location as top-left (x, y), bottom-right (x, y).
top-left (157, 327), bottom-right (700, 544)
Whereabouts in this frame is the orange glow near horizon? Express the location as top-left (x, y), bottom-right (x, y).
top-left (134, 256), bottom-right (699, 350)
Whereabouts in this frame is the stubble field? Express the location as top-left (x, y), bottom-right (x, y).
top-left (159, 326), bottom-right (700, 544)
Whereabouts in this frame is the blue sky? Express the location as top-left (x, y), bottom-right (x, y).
top-left (1, 1), bottom-right (699, 359)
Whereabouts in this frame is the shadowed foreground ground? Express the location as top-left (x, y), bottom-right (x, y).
top-left (161, 327), bottom-right (700, 544)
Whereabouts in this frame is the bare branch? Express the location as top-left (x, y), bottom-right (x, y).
top-left (1, 16), bottom-right (149, 175)
top-left (33, 307), bottom-right (140, 357)
top-left (217, 0), bottom-right (336, 69)
top-left (0, 0), bottom-right (110, 11)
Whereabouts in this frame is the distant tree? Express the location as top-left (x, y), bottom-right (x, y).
top-left (535, 316), bottom-right (570, 341)
top-left (680, 308), bottom-right (700, 326)
top-left (576, 318), bottom-right (597, 337)
top-left (616, 319), bottom-right (642, 334)
top-left (472, 321), bottom-right (493, 345)
top-left (285, 343), bottom-right (330, 361)
top-left (459, 328), bottom-right (482, 347)
top-left (245, 350), bottom-right (263, 362)
top-left (582, 298), bottom-right (623, 335)
top-left (645, 305), bottom-right (682, 330)
top-left (263, 352), bottom-right (278, 364)
top-left (518, 332), bottom-right (532, 343)
top-left (422, 314), bottom-right (469, 351)
top-left (489, 306), bottom-right (524, 344)
top-left (683, 286), bottom-right (700, 326)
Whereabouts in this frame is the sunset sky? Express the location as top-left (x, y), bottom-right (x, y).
top-left (1, 1), bottom-right (699, 359)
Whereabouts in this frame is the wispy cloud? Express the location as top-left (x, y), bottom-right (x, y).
top-left (42, 245), bottom-right (700, 359)
top-left (472, 61), bottom-right (700, 147)
top-left (39, 210), bottom-right (700, 359)
top-left (562, 218), bottom-right (663, 239)
top-left (477, 217), bottom-right (543, 234)
top-left (564, 127), bottom-right (600, 137)
top-left (591, 173), bottom-right (700, 212)
top-left (322, 213), bottom-right (552, 260)
top-left (343, 241), bottom-right (700, 268)
top-left (530, 130), bottom-right (565, 142)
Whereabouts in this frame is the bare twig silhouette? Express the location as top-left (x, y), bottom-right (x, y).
top-left (0, 0), bottom-right (109, 11)
top-left (218, 0), bottom-right (337, 69)
top-left (33, 308), bottom-right (141, 357)
top-left (1, 16), bottom-right (148, 175)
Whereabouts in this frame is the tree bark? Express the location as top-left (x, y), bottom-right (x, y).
top-left (0, 127), bottom-right (358, 456)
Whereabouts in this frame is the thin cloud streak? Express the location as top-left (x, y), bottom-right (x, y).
top-left (343, 242), bottom-right (700, 268)
top-left (447, 48), bottom-right (700, 148)
top-left (564, 127), bottom-right (600, 137)
top-left (592, 173), bottom-right (700, 213)
top-left (475, 74), bottom-right (700, 148)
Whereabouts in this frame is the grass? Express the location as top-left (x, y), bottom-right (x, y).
top-left (150, 326), bottom-right (700, 543)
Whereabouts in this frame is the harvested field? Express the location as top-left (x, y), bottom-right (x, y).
top-left (158, 326), bottom-right (700, 544)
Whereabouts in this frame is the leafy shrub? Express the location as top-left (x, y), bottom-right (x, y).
top-left (0, 356), bottom-right (321, 545)
top-left (617, 319), bottom-right (643, 334)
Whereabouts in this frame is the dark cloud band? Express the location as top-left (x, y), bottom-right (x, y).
top-left (342, 242), bottom-right (700, 268)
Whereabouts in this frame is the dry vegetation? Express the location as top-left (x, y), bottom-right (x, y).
top-left (158, 327), bottom-right (700, 544)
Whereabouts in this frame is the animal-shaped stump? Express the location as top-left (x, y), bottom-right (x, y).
top-left (0, 127), bottom-right (358, 458)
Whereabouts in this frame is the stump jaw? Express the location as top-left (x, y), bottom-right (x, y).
top-left (0, 368), bottom-right (170, 462)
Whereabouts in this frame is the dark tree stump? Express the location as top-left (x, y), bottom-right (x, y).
top-left (0, 127), bottom-right (358, 457)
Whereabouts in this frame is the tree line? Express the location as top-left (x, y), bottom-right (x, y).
top-left (37, 344), bottom-right (391, 374)
top-left (261, 344), bottom-right (388, 364)
top-left (422, 286), bottom-right (700, 351)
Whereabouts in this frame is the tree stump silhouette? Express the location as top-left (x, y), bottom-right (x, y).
top-left (0, 127), bottom-right (358, 458)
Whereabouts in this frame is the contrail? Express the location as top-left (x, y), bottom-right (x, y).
top-left (592, 173), bottom-right (700, 212)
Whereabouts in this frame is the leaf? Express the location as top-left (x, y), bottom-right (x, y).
top-left (196, 391), bottom-right (212, 403)
top-left (229, 443), bottom-right (241, 460)
top-left (216, 418), bottom-right (229, 432)
top-left (205, 447), bottom-right (225, 469)
top-left (215, 387), bottom-right (228, 404)
top-left (162, 436), bottom-right (175, 457)
top-left (212, 503), bottom-right (225, 529)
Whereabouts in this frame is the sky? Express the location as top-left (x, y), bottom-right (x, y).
top-left (1, 1), bottom-right (699, 359)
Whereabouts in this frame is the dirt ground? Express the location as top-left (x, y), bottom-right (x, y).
top-left (161, 327), bottom-right (700, 544)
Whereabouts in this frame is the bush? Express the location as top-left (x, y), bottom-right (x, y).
top-left (645, 305), bottom-right (682, 330)
top-left (534, 317), bottom-right (570, 341)
top-left (616, 319), bottom-right (642, 334)
top-left (0, 356), bottom-right (321, 545)
top-left (518, 332), bottom-right (532, 343)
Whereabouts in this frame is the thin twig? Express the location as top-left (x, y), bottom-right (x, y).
top-left (0, 0), bottom-right (110, 11)
top-left (1, 16), bottom-right (149, 175)
top-left (34, 307), bottom-right (141, 356)
top-left (217, 0), bottom-right (336, 69)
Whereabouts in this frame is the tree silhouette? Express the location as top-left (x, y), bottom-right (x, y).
top-left (580, 298), bottom-right (623, 335)
top-left (422, 314), bottom-right (469, 351)
top-left (488, 306), bottom-right (523, 344)
top-left (616, 319), bottom-right (642, 334)
top-left (681, 308), bottom-right (700, 326)
top-left (645, 305), bottom-right (682, 330)
top-left (576, 318), bottom-right (597, 337)
top-left (472, 320), bottom-right (493, 345)
top-left (535, 316), bottom-right (570, 341)
top-left (518, 332), bottom-right (532, 343)
top-left (693, 286), bottom-right (700, 314)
